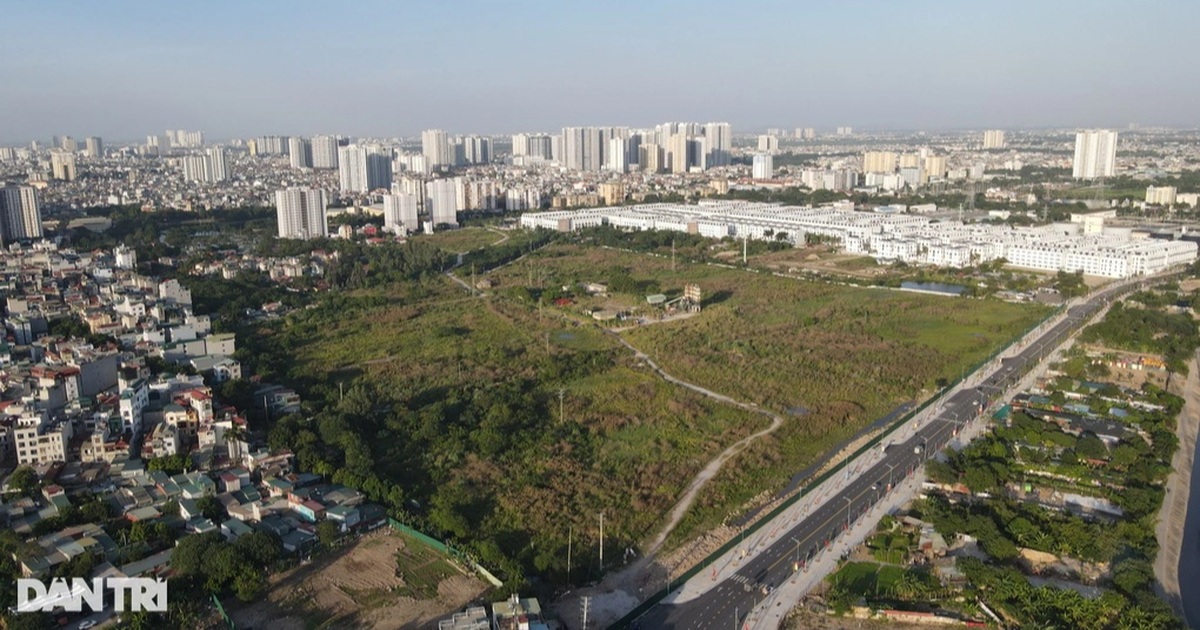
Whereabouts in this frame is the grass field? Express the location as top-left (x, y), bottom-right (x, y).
top-left (269, 275), bottom-right (770, 579)
top-left (393, 533), bottom-right (459, 600)
top-left (830, 561), bottom-right (907, 597)
top-left (263, 239), bottom-right (1049, 584)
top-left (868, 531), bottom-right (911, 565)
top-left (486, 243), bottom-right (1051, 540)
top-left (417, 226), bottom-right (506, 252)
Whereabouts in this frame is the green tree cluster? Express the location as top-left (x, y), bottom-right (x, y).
top-left (1080, 302), bottom-right (1200, 374)
top-left (170, 531), bottom-right (280, 602)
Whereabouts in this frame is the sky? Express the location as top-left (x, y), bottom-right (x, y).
top-left (2, 0), bottom-right (1199, 142)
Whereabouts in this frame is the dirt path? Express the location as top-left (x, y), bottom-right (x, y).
top-left (1153, 349), bottom-right (1200, 619)
top-left (607, 332), bottom-right (786, 554)
top-left (485, 227), bottom-right (509, 246)
top-left (552, 334), bottom-right (788, 629)
top-left (645, 413), bottom-right (783, 556)
top-left (609, 310), bottom-right (698, 333)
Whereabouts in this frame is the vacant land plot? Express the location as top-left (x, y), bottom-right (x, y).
top-left (418, 227), bottom-right (505, 252)
top-left (486, 243), bottom-right (1050, 538)
top-left (750, 246), bottom-right (885, 278)
top-left (260, 240), bottom-right (1047, 590)
top-left (267, 275), bottom-right (770, 579)
top-left (231, 531), bottom-right (488, 630)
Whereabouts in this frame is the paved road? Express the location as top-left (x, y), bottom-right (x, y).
top-left (1177, 400), bottom-right (1200, 628)
top-left (629, 280), bottom-right (1143, 630)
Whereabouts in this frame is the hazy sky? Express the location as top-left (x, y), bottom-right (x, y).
top-left (3, 0), bottom-right (1198, 142)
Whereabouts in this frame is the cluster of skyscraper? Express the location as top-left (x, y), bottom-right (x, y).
top-left (286, 135), bottom-right (341, 170)
top-left (181, 148), bottom-right (229, 183)
top-left (860, 150), bottom-right (951, 187)
top-left (551, 122), bottom-right (731, 174)
top-left (420, 129), bottom-right (493, 170)
top-left (143, 130), bottom-right (204, 154)
top-left (49, 135), bottom-right (104, 157)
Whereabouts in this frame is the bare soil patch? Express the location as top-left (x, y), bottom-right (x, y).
top-left (230, 531), bottom-right (490, 630)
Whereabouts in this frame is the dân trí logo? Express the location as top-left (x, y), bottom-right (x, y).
top-left (15, 578), bottom-right (168, 613)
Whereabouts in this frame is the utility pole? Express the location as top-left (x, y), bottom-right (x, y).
top-left (599, 512), bottom-right (604, 572)
top-left (567, 526), bottom-right (572, 582)
top-left (742, 234), bottom-right (748, 264)
top-left (581, 596), bottom-right (590, 630)
top-left (671, 238), bottom-right (676, 272)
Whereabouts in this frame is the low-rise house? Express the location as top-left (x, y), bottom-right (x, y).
top-left (280, 528), bottom-right (316, 554)
top-left (245, 447), bottom-right (294, 476)
top-left (318, 485), bottom-right (365, 507)
top-left (116, 548), bottom-right (173, 579)
top-left (187, 517), bottom-right (217, 534)
top-left (221, 518), bottom-right (254, 541)
top-left (178, 498), bottom-right (201, 520)
top-left (492, 594), bottom-right (546, 630)
top-left (325, 505), bottom-right (360, 532)
top-left (173, 471), bottom-right (215, 499)
top-left (292, 499), bottom-right (325, 523)
top-left (265, 477), bottom-right (293, 498)
top-left (254, 385), bottom-right (301, 417)
top-left (142, 421), bottom-right (181, 458)
top-left (126, 506), bottom-right (162, 522)
top-left (218, 471), bottom-right (243, 493)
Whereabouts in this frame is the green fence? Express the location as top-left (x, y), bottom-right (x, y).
top-left (212, 593), bottom-right (235, 629)
top-left (389, 519), bottom-right (455, 556)
top-left (388, 518), bottom-right (504, 588)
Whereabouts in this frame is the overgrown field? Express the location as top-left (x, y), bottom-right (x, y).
top-left (416, 226), bottom-right (507, 252)
top-left (248, 240), bottom-right (1049, 589)
top-left (248, 278), bottom-right (770, 587)
top-left (487, 243), bottom-right (1052, 541)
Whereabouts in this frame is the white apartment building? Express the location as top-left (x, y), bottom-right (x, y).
top-left (274, 188), bottom-right (328, 239)
top-left (383, 193), bottom-right (421, 234)
top-left (426, 178), bottom-right (459, 228)
top-left (0, 184), bottom-right (43, 240)
top-left (13, 407), bottom-right (72, 465)
top-left (1146, 186), bottom-right (1177, 206)
top-left (752, 153), bottom-right (773, 180)
top-left (289, 137), bottom-right (312, 169)
top-left (338, 145), bottom-right (392, 192)
top-left (704, 122), bottom-right (732, 166)
top-left (862, 151), bottom-right (896, 174)
top-left (144, 421), bottom-right (181, 458)
top-left (118, 380), bottom-right (149, 435)
top-left (311, 135), bottom-right (340, 169)
top-left (1072, 130), bottom-right (1118, 179)
top-left (982, 130), bottom-right (1006, 149)
top-left (422, 129), bottom-right (452, 169)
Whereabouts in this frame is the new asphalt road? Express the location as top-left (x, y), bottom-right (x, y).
top-left (629, 279), bottom-right (1144, 630)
